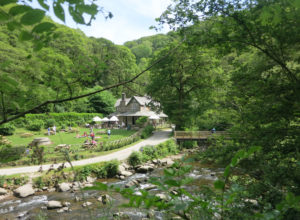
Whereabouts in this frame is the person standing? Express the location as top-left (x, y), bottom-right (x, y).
top-left (90, 132), bottom-right (95, 141)
top-left (47, 127), bottom-right (51, 136)
top-left (107, 129), bottom-right (111, 138)
top-left (53, 125), bottom-right (56, 135)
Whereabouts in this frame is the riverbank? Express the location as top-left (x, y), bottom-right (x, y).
top-left (0, 146), bottom-right (223, 220)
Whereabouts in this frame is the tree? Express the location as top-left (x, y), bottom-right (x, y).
top-left (88, 89), bottom-right (116, 114)
top-left (157, 0), bottom-right (300, 215)
top-left (147, 42), bottom-right (216, 130)
top-left (0, 0), bottom-right (112, 50)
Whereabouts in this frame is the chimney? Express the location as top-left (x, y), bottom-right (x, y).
top-left (122, 93), bottom-right (126, 101)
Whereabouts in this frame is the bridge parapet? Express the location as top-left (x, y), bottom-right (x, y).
top-left (174, 131), bottom-right (228, 140)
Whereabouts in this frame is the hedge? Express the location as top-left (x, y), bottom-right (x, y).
top-left (12, 113), bottom-right (103, 128)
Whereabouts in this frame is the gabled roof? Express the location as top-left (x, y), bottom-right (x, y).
top-left (114, 98), bottom-right (130, 107)
top-left (131, 96), bottom-right (152, 106)
top-left (115, 96), bottom-right (153, 107)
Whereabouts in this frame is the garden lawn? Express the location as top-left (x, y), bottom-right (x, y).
top-left (7, 127), bottom-right (135, 147)
top-left (1, 128), bottom-right (137, 167)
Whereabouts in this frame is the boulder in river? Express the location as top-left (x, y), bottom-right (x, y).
top-left (119, 170), bottom-right (133, 177)
top-left (155, 193), bottom-right (168, 201)
top-left (0, 187), bottom-right (7, 195)
top-left (47, 201), bottom-right (63, 209)
top-left (57, 207), bottom-right (70, 213)
top-left (17, 211), bottom-right (28, 218)
top-left (160, 158), bottom-right (174, 166)
top-left (136, 165), bottom-right (154, 173)
top-left (14, 184), bottom-right (35, 198)
top-left (113, 212), bottom-right (130, 219)
top-left (58, 182), bottom-right (71, 192)
top-left (98, 194), bottom-right (112, 205)
top-left (118, 164), bottom-right (126, 173)
top-left (86, 176), bottom-right (96, 183)
top-left (125, 180), bottom-right (139, 188)
top-left (82, 201), bottom-right (92, 207)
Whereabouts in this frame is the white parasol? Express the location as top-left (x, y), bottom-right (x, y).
top-left (101, 117), bottom-right (109, 122)
top-left (92, 116), bottom-right (102, 122)
top-left (109, 116), bottom-right (119, 122)
top-left (149, 114), bottom-right (160, 120)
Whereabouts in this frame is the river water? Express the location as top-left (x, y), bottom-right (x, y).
top-left (0, 160), bottom-right (223, 220)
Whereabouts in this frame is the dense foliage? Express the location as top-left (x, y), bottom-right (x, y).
top-left (145, 0), bottom-right (300, 218)
top-left (1, 0), bottom-right (299, 219)
top-left (128, 140), bottom-right (179, 167)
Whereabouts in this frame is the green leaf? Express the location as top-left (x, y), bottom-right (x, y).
top-left (20, 9), bottom-right (45, 25)
top-left (164, 168), bottom-right (175, 176)
top-left (33, 41), bottom-right (44, 51)
top-left (2, 74), bottom-right (18, 86)
top-left (19, 30), bottom-right (33, 41)
top-left (0, 0), bottom-right (17, 6)
top-left (248, 146), bottom-right (261, 155)
top-left (6, 21), bottom-right (19, 31)
top-left (175, 203), bottom-right (187, 210)
top-left (53, 2), bottom-right (65, 22)
top-left (214, 180), bottom-right (225, 190)
top-left (0, 10), bottom-right (9, 22)
top-left (9, 5), bottom-right (31, 16)
top-left (69, 7), bottom-right (85, 24)
top-left (224, 166), bottom-right (231, 178)
top-left (165, 179), bottom-right (180, 187)
top-left (77, 4), bottom-right (98, 15)
top-left (37, 0), bottom-right (49, 10)
top-left (32, 22), bottom-right (56, 33)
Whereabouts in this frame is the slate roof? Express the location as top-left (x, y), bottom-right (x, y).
top-left (114, 96), bottom-right (153, 107)
top-left (114, 98), bottom-right (131, 107)
top-left (113, 110), bottom-right (168, 118)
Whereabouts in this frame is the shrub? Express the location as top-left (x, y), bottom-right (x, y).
top-left (22, 113), bottom-right (103, 128)
top-left (34, 176), bottom-right (45, 188)
top-left (77, 165), bottom-right (93, 181)
top-left (0, 145), bottom-right (26, 163)
top-left (141, 145), bottom-right (158, 161)
top-left (44, 119), bottom-right (56, 129)
top-left (103, 160), bottom-right (119, 178)
top-left (136, 116), bottom-right (148, 127)
top-left (26, 120), bottom-right (44, 131)
top-left (0, 175), bottom-right (5, 187)
top-left (0, 123), bottom-right (15, 136)
top-left (180, 140), bottom-right (198, 149)
top-left (141, 125), bottom-right (154, 139)
top-left (165, 140), bottom-right (179, 155)
top-left (138, 140), bottom-right (179, 162)
top-left (128, 151), bottom-right (144, 167)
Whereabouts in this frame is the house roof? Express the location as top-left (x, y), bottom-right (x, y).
top-left (132, 96), bottom-right (152, 106)
top-left (114, 96), bottom-right (153, 107)
top-left (114, 98), bottom-right (130, 107)
top-left (113, 110), bottom-right (168, 118)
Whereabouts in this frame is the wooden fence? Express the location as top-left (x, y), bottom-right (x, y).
top-left (174, 131), bottom-right (228, 140)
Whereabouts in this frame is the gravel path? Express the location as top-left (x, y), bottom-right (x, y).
top-left (0, 130), bottom-right (171, 176)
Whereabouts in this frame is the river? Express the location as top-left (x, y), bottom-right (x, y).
top-left (0, 159), bottom-right (224, 220)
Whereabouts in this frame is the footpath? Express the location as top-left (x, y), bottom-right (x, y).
top-left (0, 130), bottom-right (171, 176)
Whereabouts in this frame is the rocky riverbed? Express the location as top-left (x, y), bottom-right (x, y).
top-left (0, 153), bottom-right (224, 220)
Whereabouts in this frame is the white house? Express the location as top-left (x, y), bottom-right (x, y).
top-left (111, 93), bottom-right (167, 126)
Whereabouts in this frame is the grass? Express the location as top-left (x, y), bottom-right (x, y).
top-left (7, 127), bottom-right (135, 147)
top-left (1, 127), bottom-right (137, 168)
